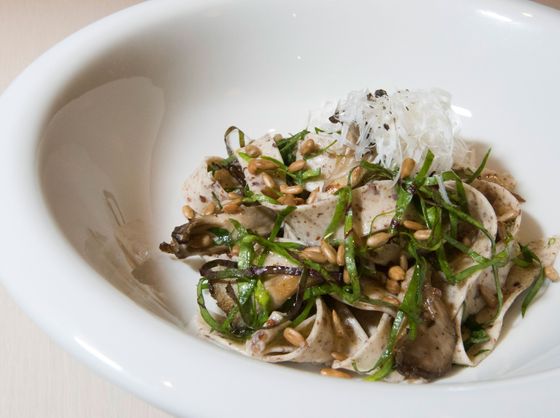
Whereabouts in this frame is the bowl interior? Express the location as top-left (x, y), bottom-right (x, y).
top-left (37, 0), bottom-right (560, 384)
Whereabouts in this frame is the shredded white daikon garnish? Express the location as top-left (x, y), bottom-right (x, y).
top-left (307, 88), bottom-right (470, 175)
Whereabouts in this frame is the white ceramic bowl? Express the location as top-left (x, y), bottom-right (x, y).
top-left (1, 0), bottom-right (560, 416)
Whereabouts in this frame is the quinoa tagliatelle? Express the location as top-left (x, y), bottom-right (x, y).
top-left (160, 88), bottom-right (560, 382)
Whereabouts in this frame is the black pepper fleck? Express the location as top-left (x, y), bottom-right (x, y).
top-left (375, 89), bottom-right (387, 98)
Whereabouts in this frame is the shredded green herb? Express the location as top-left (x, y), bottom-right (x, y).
top-left (466, 148), bottom-right (491, 184)
top-left (276, 130), bottom-right (309, 165)
top-left (516, 244), bottom-right (545, 316)
top-left (323, 186), bottom-right (351, 241)
top-left (224, 126), bottom-right (246, 150)
top-left (304, 139), bottom-right (337, 160)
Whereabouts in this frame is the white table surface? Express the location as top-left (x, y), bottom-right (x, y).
top-left (1, 1), bottom-right (558, 417)
top-left (0, 3), bottom-right (171, 417)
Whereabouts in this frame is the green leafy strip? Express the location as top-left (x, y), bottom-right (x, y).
top-left (420, 186), bottom-right (489, 239)
top-left (361, 254), bottom-right (427, 378)
top-left (254, 279), bottom-right (271, 324)
top-left (224, 126), bottom-right (246, 150)
top-left (304, 139), bottom-right (337, 160)
top-left (414, 150), bottom-right (435, 187)
top-left (359, 160), bottom-right (395, 181)
top-left (389, 150), bottom-right (435, 234)
top-left (276, 130), bottom-right (309, 165)
top-left (241, 235), bottom-right (332, 282)
top-left (420, 179), bottom-right (504, 316)
top-left (359, 311), bottom-right (405, 377)
top-left (242, 189), bottom-right (280, 205)
top-left (364, 356), bottom-right (394, 382)
top-left (389, 184), bottom-right (415, 234)
top-left (323, 186), bottom-right (351, 241)
top-left (463, 316), bottom-right (491, 351)
top-left (260, 155), bottom-right (321, 185)
top-left (515, 244), bottom-right (545, 316)
top-left (237, 151), bottom-right (251, 162)
top-left (291, 297), bottom-right (316, 327)
top-left (208, 227), bottom-right (233, 248)
top-left (442, 234), bottom-right (508, 284)
top-left (466, 148), bottom-right (491, 184)
top-left (465, 329), bottom-right (491, 352)
top-left (256, 206), bottom-right (296, 266)
top-left (400, 255), bottom-right (428, 339)
top-left (301, 283), bottom-right (397, 310)
top-left (197, 279), bottom-right (251, 340)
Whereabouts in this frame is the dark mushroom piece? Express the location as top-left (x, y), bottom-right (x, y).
top-left (160, 206), bottom-right (276, 259)
top-left (394, 285), bottom-right (457, 380)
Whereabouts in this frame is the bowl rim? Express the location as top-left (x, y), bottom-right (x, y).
top-left (1, 0), bottom-right (559, 416)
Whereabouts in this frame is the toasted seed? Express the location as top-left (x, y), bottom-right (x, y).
top-left (336, 244), bottom-right (345, 266)
top-left (386, 279), bottom-right (401, 295)
top-left (288, 159), bottom-right (306, 173)
top-left (182, 204), bottom-right (195, 220)
top-left (202, 202), bottom-right (217, 216)
top-left (350, 166), bottom-right (364, 188)
top-left (413, 229), bottom-right (432, 241)
top-left (462, 236), bottom-right (472, 247)
top-left (400, 157), bottom-right (416, 179)
top-left (342, 268), bottom-right (351, 284)
top-left (300, 138), bottom-right (317, 156)
top-left (227, 197), bottom-right (243, 205)
top-left (273, 133), bottom-right (283, 142)
top-left (320, 368), bottom-right (351, 379)
top-left (230, 244), bottom-right (240, 256)
top-left (388, 265), bottom-right (406, 282)
top-left (382, 295), bottom-right (401, 305)
top-left (244, 144), bottom-right (261, 158)
top-left (207, 156), bottom-right (225, 166)
top-left (213, 169), bottom-right (237, 189)
top-left (403, 220), bottom-right (425, 231)
top-left (366, 232), bottom-right (392, 248)
top-left (247, 158), bottom-right (258, 175)
top-left (261, 172), bottom-right (277, 189)
top-left (300, 247), bottom-right (328, 263)
top-left (331, 351), bottom-right (348, 362)
top-left (320, 240), bottom-right (337, 264)
top-left (277, 195), bottom-right (297, 206)
top-left (222, 202), bottom-right (242, 214)
top-left (331, 310), bottom-right (346, 337)
top-left (294, 197), bottom-right (306, 205)
top-left (497, 208), bottom-right (519, 223)
top-left (283, 327), bottom-right (306, 347)
top-left (280, 184), bottom-right (304, 195)
top-left (248, 158), bottom-right (278, 174)
top-left (255, 158), bottom-right (279, 170)
top-left (191, 233), bottom-right (213, 249)
top-left (261, 187), bottom-right (280, 199)
top-left (228, 192), bottom-right (242, 200)
top-left (399, 254), bottom-right (409, 272)
top-left (545, 265), bottom-right (560, 282)
top-left (307, 188), bottom-right (319, 204)
top-left (479, 284), bottom-right (497, 308)
top-left (324, 182), bottom-right (343, 194)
